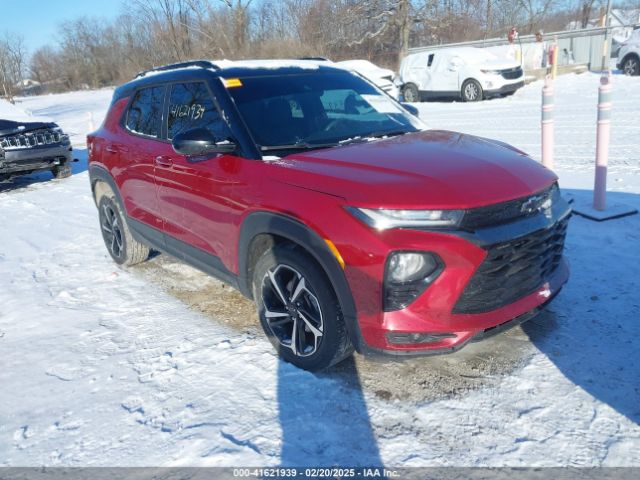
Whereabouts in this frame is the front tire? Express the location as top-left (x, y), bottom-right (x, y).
top-left (461, 79), bottom-right (483, 102)
top-left (402, 83), bottom-right (420, 103)
top-left (97, 193), bottom-right (149, 266)
top-left (252, 245), bottom-right (353, 371)
top-left (622, 56), bottom-right (640, 76)
top-left (52, 162), bottom-right (72, 179)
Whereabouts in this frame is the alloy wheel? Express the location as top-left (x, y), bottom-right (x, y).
top-left (100, 203), bottom-right (124, 259)
top-left (260, 264), bottom-right (324, 357)
top-left (464, 82), bottom-right (479, 101)
top-left (624, 58), bottom-right (638, 75)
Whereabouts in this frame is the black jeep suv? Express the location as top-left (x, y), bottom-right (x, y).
top-left (0, 118), bottom-right (73, 182)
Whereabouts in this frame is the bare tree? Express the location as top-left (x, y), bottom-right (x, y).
top-left (21, 0), bottom-right (600, 94)
top-left (0, 33), bottom-right (27, 103)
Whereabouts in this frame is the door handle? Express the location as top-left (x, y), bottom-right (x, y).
top-left (105, 145), bottom-right (119, 153)
top-left (155, 156), bottom-right (173, 167)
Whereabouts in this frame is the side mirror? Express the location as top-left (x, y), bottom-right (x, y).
top-left (171, 128), bottom-right (236, 156)
top-left (402, 103), bottom-right (419, 116)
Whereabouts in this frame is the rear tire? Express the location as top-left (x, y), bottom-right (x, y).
top-left (622, 56), bottom-right (640, 76)
top-left (252, 245), bottom-right (353, 371)
top-left (402, 83), bottom-right (420, 103)
top-left (52, 162), bottom-right (72, 179)
top-left (461, 79), bottom-right (483, 102)
top-left (97, 189), bottom-right (149, 266)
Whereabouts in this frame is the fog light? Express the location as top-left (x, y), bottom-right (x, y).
top-left (386, 332), bottom-right (456, 345)
top-left (388, 252), bottom-right (438, 283)
top-left (384, 252), bottom-right (443, 311)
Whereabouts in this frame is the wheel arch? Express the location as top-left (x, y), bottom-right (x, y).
top-left (89, 165), bottom-right (124, 209)
top-left (238, 211), bottom-right (363, 351)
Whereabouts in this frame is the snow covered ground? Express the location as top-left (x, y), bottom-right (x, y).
top-left (1, 72), bottom-right (639, 467)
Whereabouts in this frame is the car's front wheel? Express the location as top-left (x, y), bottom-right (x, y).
top-left (52, 162), bottom-right (72, 179)
top-left (252, 245), bottom-right (353, 371)
top-left (461, 79), bottom-right (483, 102)
top-left (402, 83), bottom-right (420, 103)
top-left (622, 56), bottom-right (640, 76)
top-left (97, 192), bottom-right (149, 266)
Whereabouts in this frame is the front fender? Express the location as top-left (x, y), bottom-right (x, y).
top-left (238, 211), bottom-right (364, 351)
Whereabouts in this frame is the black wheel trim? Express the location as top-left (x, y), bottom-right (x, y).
top-left (100, 202), bottom-right (124, 259)
top-left (261, 264), bottom-right (324, 357)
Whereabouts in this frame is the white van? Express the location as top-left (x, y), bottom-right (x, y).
top-left (399, 47), bottom-right (525, 102)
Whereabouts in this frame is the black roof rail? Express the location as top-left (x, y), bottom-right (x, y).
top-left (135, 60), bottom-right (221, 79)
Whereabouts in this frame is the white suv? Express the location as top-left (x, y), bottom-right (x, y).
top-left (399, 47), bottom-right (524, 102)
top-left (617, 28), bottom-right (640, 76)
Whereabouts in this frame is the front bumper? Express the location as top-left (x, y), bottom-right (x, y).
top-left (0, 144), bottom-right (72, 176)
top-left (485, 80), bottom-right (525, 96)
top-left (343, 195), bottom-right (571, 355)
top-left (362, 262), bottom-right (567, 357)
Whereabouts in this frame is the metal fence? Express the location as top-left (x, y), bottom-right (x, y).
top-left (408, 27), bottom-right (614, 72)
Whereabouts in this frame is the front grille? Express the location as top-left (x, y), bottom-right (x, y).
top-left (453, 215), bottom-right (569, 314)
top-left (462, 184), bottom-right (557, 230)
top-left (500, 66), bottom-right (523, 79)
top-left (0, 129), bottom-right (68, 150)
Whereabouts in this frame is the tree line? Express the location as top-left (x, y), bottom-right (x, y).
top-left (0, 0), bottom-right (628, 97)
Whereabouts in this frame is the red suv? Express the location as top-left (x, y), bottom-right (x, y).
top-left (87, 60), bottom-right (570, 371)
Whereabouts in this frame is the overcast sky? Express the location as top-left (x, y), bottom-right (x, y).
top-left (4, 0), bottom-right (122, 53)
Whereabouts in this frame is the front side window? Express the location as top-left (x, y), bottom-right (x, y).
top-left (167, 82), bottom-right (230, 140)
top-left (227, 71), bottom-right (423, 150)
top-left (125, 86), bottom-right (164, 138)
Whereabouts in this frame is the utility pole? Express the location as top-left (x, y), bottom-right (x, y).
top-left (484, 0), bottom-right (492, 43)
top-left (601, 0), bottom-right (613, 72)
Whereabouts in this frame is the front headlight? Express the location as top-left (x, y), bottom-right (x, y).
top-left (481, 69), bottom-right (501, 75)
top-left (347, 207), bottom-right (464, 229)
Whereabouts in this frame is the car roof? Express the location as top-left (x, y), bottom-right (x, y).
top-left (114, 59), bottom-right (347, 100)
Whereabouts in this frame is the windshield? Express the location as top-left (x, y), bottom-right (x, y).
top-left (226, 71), bottom-right (423, 152)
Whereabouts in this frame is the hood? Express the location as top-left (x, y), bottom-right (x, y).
top-left (270, 130), bottom-right (557, 209)
top-left (0, 119), bottom-right (59, 137)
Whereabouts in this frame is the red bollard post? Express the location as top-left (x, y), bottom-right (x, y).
top-left (541, 75), bottom-right (554, 170)
top-left (593, 73), bottom-right (612, 211)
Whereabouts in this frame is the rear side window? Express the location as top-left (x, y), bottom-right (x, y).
top-left (167, 82), bottom-right (230, 140)
top-left (125, 86), bottom-right (165, 138)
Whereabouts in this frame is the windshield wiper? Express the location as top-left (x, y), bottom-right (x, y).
top-left (366, 129), bottom-right (410, 139)
top-left (338, 130), bottom-right (409, 146)
top-left (260, 142), bottom-right (337, 151)
top-left (261, 130), bottom-right (410, 152)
